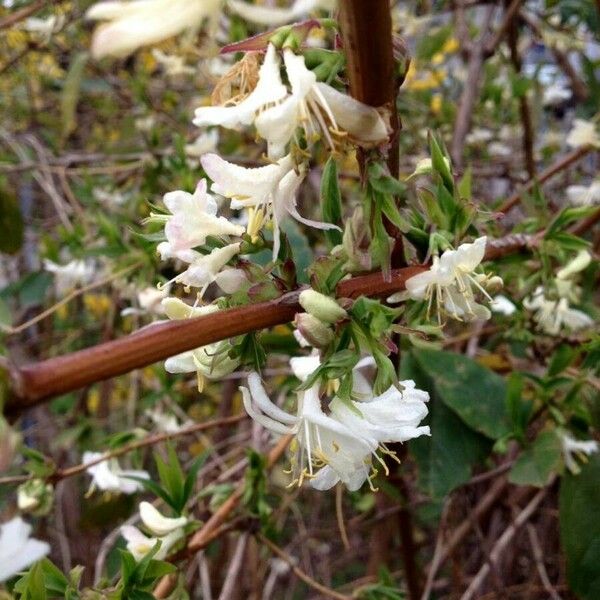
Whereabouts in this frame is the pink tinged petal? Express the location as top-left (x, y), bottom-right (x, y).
top-left (315, 82), bottom-right (390, 143)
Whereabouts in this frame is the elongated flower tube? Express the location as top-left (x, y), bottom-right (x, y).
top-left (86, 0), bottom-right (222, 59)
top-left (139, 502), bottom-right (188, 536)
top-left (121, 525), bottom-right (183, 562)
top-left (0, 518), bottom-right (50, 583)
top-left (201, 153), bottom-right (339, 258)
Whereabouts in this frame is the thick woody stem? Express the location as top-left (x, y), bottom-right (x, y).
top-left (6, 267), bottom-right (425, 411)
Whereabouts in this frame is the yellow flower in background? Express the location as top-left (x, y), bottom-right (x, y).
top-left (430, 93), bottom-right (443, 115)
top-left (441, 37), bottom-right (459, 54)
top-left (84, 293), bottom-right (112, 318)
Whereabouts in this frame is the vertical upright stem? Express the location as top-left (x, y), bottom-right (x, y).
top-left (338, 4), bottom-right (420, 598)
top-left (338, 0), bottom-right (404, 266)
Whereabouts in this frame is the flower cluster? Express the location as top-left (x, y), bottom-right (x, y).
top-left (241, 355), bottom-right (430, 491)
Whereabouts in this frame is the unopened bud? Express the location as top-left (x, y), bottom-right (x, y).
top-left (299, 289), bottom-right (347, 324)
top-left (294, 313), bottom-right (334, 348)
top-left (486, 276), bottom-right (504, 294)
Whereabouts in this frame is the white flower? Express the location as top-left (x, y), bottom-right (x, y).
top-left (86, 0), bottom-right (223, 59)
top-left (162, 298), bottom-right (240, 388)
top-left (329, 380), bottom-right (430, 445)
top-left (44, 259), bottom-right (94, 296)
top-left (161, 180), bottom-right (244, 254)
top-left (195, 44), bottom-right (389, 159)
top-left (542, 81), bottom-right (572, 106)
top-left (566, 181), bottom-right (600, 206)
top-left (490, 295), bottom-right (517, 316)
top-left (566, 119), bottom-right (600, 149)
top-left (161, 242), bottom-right (242, 294)
top-left (560, 433), bottom-right (599, 474)
top-left (201, 153), bottom-right (339, 258)
top-left (83, 452), bottom-right (150, 495)
top-left (139, 502), bottom-right (187, 536)
top-left (93, 188), bottom-right (129, 206)
top-left (185, 130), bottom-right (220, 159)
top-left (255, 48), bottom-right (389, 158)
top-left (392, 237), bottom-right (492, 322)
top-left (21, 14), bottom-right (65, 43)
top-left (151, 49), bottom-right (195, 77)
top-left (121, 525), bottom-right (183, 561)
top-left (524, 287), bottom-right (593, 335)
top-left (0, 517), bottom-right (50, 583)
top-left (121, 286), bottom-right (169, 317)
top-left (194, 44), bottom-right (288, 131)
top-left (556, 250), bottom-right (591, 281)
top-left (241, 373), bottom-right (376, 490)
top-left (227, 0), bottom-right (335, 26)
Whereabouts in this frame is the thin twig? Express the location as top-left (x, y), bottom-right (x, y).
top-left (526, 523), bottom-right (562, 600)
top-left (257, 533), bottom-right (351, 600)
top-left (459, 484), bottom-right (552, 600)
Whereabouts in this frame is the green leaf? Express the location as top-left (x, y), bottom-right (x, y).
top-left (457, 167), bottom-right (472, 200)
top-left (560, 454), bottom-right (600, 599)
top-left (403, 353), bottom-right (490, 499)
top-left (61, 52), bottom-right (89, 140)
top-left (320, 157), bottom-right (343, 248)
top-left (412, 349), bottom-right (511, 440)
top-left (429, 134), bottom-right (454, 194)
top-left (545, 206), bottom-right (596, 238)
top-left (509, 430), bottom-right (562, 487)
top-left (0, 186), bottom-right (24, 254)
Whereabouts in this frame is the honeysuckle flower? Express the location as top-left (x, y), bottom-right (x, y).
top-left (0, 517), bottom-right (50, 583)
top-left (145, 408), bottom-right (188, 433)
top-left (524, 287), bottom-right (593, 335)
top-left (201, 153), bottom-right (339, 258)
top-left (390, 237), bottom-right (493, 322)
top-left (566, 119), bottom-right (600, 149)
top-left (86, 0), bottom-right (223, 59)
top-left (195, 44), bottom-right (389, 159)
top-left (139, 502), bottom-right (187, 536)
top-left (298, 289), bottom-right (347, 324)
top-left (162, 298), bottom-right (240, 389)
top-left (160, 180), bottom-right (245, 254)
top-left (294, 312), bottom-right (334, 348)
top-left (121, 525), bottom-right (183, 562)
top-left (121, 286), bottom-right (169, 317)
top-left (228, 0), bottom-right (335, 26)
top-left (490, 295), bottom-right (517, 316)
top-left (83, 452), bottom-right (150, 495)
top-left (255, 48), bottom-right (389, 158)
top-left (44, 259), bottom-right (94, 296)
top-left (151, 49), bottom-right (195, 77)
top-left (488, 142), bottom-right (512, 157)
top-left (560, 432), bottom-right (599, 474)
top-left (241, 372), bottom-right (376, 490)
top-left (566, 180), bottom-right (600, 206)
top-left (194, 44), bottom-right (288, 131)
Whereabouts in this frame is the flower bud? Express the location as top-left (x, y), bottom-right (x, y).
top-left (17, 479), bottom-right (54, 516)
top-left (299, 289), bottom-right (347, 324)
top-left (294, 313), bottom-right (334, 348)
top-left (486, 276), bottom-right (504, 294)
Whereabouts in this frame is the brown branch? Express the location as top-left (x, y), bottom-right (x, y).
top-left (256, 533), bottom-right (351, 600)
top-left (497, 146), bottom-right (592, 213)
top-left (0, 0), bottom-right (63, 30)
top-left (6, 266), bottom-right (425, 412)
